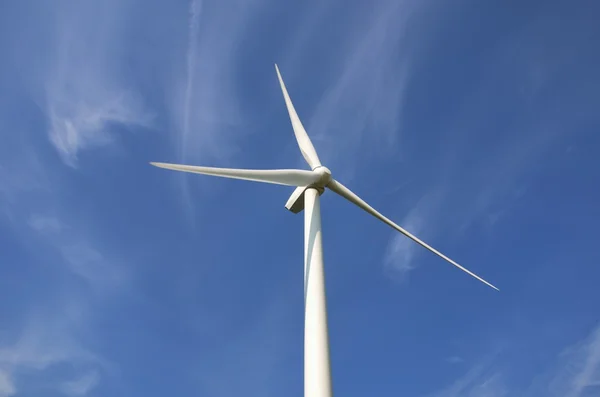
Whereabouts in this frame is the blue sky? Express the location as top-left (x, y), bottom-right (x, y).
top-left (1, 0), bottom-right (599, 395)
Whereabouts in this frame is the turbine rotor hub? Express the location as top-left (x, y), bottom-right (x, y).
top-left (311, 166), bottom-right (332, 188)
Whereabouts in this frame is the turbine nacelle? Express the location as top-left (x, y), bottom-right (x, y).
top-left (284, 166), bottom-right (330, 214)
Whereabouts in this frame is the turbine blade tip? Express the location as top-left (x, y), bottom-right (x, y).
top-left (483, 280), bottom-right (500, 291)
top-left (150, 162), bottom-right (170, 169)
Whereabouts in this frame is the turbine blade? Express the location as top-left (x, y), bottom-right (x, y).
top-left (275, 64), bottom-right (322, 169)
top-left (285, 186), bottom-right (307, 213)
top-left (327, 179), bottom-right (499, 291)
top-left (151, 162), bottom-right (320, 187)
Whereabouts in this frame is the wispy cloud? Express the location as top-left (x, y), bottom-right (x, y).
top-left (167, 0), bottom-right (267, 216)
top-left (28, 213), bottom-right (128, 292)
top-left (427, 323), bottom-right (600, 397)
top-left (60, 242), bottom-right (128, 291)
top-left (0, 307), bottom-right (106, 396)
top-left (384, 192), bottom-right (441, 281)
top-left (449, 8), bottom-right (597, 231)
top-left (384, 208), bottom-right (424, 279)
top-left (0, 315), bottom-right (93, 371)
top-left (0, 208), bottom-right (116, 395)
top-left (374, 3), bottom-right (599, 281)
top-left (60, 371), bottom-right (100, 397)
top-left (0, 151), bottom-right (48, 217)
top-left (547, 325), bottom-right (600, 397)
top-left (47, 91), bottom-right (151, 167)
top-left (303, 0), bottom-right (419, 180)
top-left (169, 0), bottom-right (263, 164)
top-left (181, 0), bottom-right (202, 162)
top-left (446, 356), bottom-right (465, 364)
top-left (174, 0), bottom-right (203, 216)
top-left (28, 214), bottom-right (64, 233)
top-left (0, 119), bottom-right (127, 396)
top-left (427, 363), bottom-right (507, 397)
top-left (0, 370), bottom-right (15, 397)
top-left (42, 0), bottom-right (152, 167)
top-left (1, 156), bottom-right (127, 292)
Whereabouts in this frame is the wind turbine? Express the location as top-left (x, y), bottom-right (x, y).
top-left (151, 64), bottom-right (498, 397)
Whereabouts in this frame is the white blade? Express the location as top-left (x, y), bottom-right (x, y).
top-left (327, 179), bottom-right (499, 291)
top-left (275, 64), bottom-right (322, 170)
top-left (285, 186), bottom-right (307, 213)
top-left (151, 162), bottom-right (320, 187)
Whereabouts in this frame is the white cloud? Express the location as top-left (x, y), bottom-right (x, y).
top-left (446, 356), bottom-right (465, 364)
top-left (426, 324), bottom-right (600, 397)
top-left (424, 8), bottom-right (598, 237)
top-left (0, 313), bottom-right (95, 371)
top-left (302, 0), bottom-right (420, 180)
top-left (426, 349), bottom-right (507, 397)
top-left (0, 137), bottom-right (124, 395)
top-left (432, 370), bottom-right (507, 397)
top-left (0, 35), bottom-right (130, 387)
top-left (47, 91), bottom-right (151, 167)
top-left (0, 310), bottom-right (105, 396)
top-left (28, 214), bottom-right (64, 233)
top-left (165, 0), bottom-right (270, 216)
top-left (59, 242), bottom-right (128, 291)
top-left (169, 0), bottom-right (260, 165)
top-left (0, 371), bottom-right (15, 397)
top-left (547, 325), bottom-right (600, 397)
top-left (181, 0), bottom-right (202, 160)
top-left (43, 0), bottom-right (153, 167)
top-left (60, 371), bottom-right (100, 397)
top-left (384, 212), bottom-right (423, 279)
top-left (26, 213), bottom-right (128, 292)
top-left (383, 192), bottom-right (441, 281)
top-left (1, 158), bottom-right (128, 294)
top-left (374, 1), bottom-right (597, 281)
top-left (0, 152), bottom-right (48, 215)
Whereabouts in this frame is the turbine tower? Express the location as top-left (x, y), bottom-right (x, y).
top-left (151, 65), bottom-right (498, 397)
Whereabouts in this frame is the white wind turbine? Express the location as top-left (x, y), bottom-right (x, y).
top-left (151, 65), bottom-right (498, 397)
